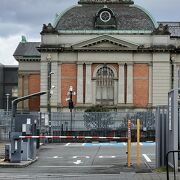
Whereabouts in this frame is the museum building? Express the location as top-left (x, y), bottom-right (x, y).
top-left (13, 0), bottom-right (180, 112)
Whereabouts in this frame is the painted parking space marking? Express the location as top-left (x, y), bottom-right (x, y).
top-left (83, 142), bottom-right (155, 147)
top-left (72, 156), bottom-right (90, 159)
top-left (46, 156), bottom-right (62, 159)
top-left (65, 143), bottom-right (71, 146)
top-left (73, 160), bottom-right (83, 165)
top-left (37, 165), bottom-right (112, 168)
top-left (84, 142), bottom-right (125, 147)
top-left (99, 156), bottom-right (116, 158)
top-left (142, 154), bottom-right (152, 162)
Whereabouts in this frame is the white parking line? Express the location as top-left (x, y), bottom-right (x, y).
top-left (142, 154), bottom-right (152, 162)
top-left (73, 160), bottom-right (83, 165)
top-left (46, 156), bottom-right (62, 159)
top-left (73, 156), bottom-right (90, 159)
top-left (99, 156), bottom-right (116, 158)
top-left (38, 165), bottom-right (112, 168)
top-left (65, 143), bottom-right (71, 146)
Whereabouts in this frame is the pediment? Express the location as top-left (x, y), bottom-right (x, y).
top-left (72, 35), bottom-right (139, 51)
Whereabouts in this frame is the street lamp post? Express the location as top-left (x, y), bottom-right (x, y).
top-left (47, 54), bottom-right (54, 136)
top-left (6, 93), bottom-right (10, 114)
top-left (67, 86), bottom-right (76, 131)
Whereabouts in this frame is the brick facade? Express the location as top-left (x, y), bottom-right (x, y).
top-left (133, 64), bottom-right (149, 107)
top-left (61, 64), bottom-right (77, 107)
top-left (28, 74), bottom-right (40, 111)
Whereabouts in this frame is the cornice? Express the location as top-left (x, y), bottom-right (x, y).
top-left (16, 58), bottom-right (40, 62)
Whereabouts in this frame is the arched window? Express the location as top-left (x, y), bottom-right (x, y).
top-left (96, 65), bottom-right (114, 105)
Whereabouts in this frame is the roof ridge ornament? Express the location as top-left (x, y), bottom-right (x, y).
top-left (152, 23), bottom-right (171, 35)
top-left (21, 36), bottom-right (27, 43)
top-left (41, 23), bottom-right (58, 35)
top-left (78, 0), bottom-right (134, 4)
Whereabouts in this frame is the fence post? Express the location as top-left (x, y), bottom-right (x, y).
top-left (127, 119), bottom-right (131, 167)
top-left (136, 118), bottom-right (141, 167)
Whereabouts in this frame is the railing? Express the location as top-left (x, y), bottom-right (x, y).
top-left (0, 110), bottom-right (155, 141)
top-left (166, 150), bottom-right (180, 180)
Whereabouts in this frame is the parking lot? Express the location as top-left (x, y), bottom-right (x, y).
top-left (0, 142), bottom-right (156, 179)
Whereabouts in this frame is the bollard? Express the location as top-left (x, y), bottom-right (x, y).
top-left (127, 119), bottom-right (131, 167)
top-left (136, 118), bottom-right (141, 167)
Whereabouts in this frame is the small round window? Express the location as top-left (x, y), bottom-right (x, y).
top-left (100, 11), bottom-right (111, 23)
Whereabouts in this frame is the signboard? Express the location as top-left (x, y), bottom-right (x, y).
top-left (168, 95), bottom-right (172, 130)
top-left (168, 89), bottom-right (179, 170)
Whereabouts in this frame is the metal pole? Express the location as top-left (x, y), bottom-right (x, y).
top-left (47, 60), bottom-right (52, 136)
top-left (6, 93), bottom-right (10, 114)
top-left (173, 152), bottom-right (176, 180)
top-left (127, 119), bottom-right (131, 167)
top-left (136, 118), bottom-right (141, 167)
top-left (70, 109), bottom-right (72, 131)
top-left (70, 90), bottom-right (72, 131)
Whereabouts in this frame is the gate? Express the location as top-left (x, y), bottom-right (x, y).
top-left (38, 111), bottom-right (155, 143)
top-left (0, 110), bottom-right (155, 142)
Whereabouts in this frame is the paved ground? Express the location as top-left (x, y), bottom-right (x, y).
top-left (0, 142), bottom-right (179, 179)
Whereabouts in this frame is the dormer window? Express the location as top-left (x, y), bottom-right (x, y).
top-left (94, 6), bottom-right (117, 29)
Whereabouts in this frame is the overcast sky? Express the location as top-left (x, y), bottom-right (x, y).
top-left (0, 0), bottom-right (179, 65)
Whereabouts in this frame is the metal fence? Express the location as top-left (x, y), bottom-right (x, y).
top-left (0, 110), bottom-right (11, 141)
top-left (0, 110), bottom-right (155, 142)
top-left (38, 111), bottom-right (155, 142)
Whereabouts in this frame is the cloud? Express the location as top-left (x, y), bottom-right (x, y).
top-left (0, 35), bottom-right (40, 65)
top-left (0, 0), bottom-right (77, 37)
top-left (135, 0), bottom-right (180, 21)
top-left (0, 0), bottom-right (180, 65)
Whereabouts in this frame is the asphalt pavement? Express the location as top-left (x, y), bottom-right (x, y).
top-left (0, 142), bottom-right (179, 179)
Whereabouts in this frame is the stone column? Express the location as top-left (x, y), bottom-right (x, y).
top-left (40, 62), bottom-right (48, 112)
top-left (118, 63), bottom-right (125, 104)
top-left (148, 63), bottom-right (152, 105)
top-left (77, 62), bottom-right (84, 105)
top-left (127, 63), bottom-right (133, 104)
top-left (58, 62), bottom-right (62, 106)
top-left (85, 62), bottom-right (92, 104)
top-left (17, 74), bottom-right (23, 109)
top-left (173, 63), bottom-right (178, 89)
top-left (92, 80), bottom-right (96, 105)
